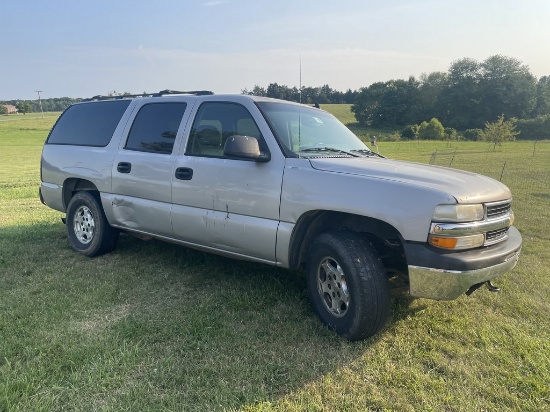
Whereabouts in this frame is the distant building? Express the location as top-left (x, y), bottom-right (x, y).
top-left (2, 104), bottom-right (18, 114)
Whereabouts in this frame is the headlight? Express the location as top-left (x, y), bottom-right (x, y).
top-left (430, 203), bottom-right (485, 250)
top-left (432, 204), bottom-right (484, 223)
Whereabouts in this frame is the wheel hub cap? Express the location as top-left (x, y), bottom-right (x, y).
top-left (317, 257), bottom-right (350, 318)
top-left (73, 205), bottom-right (95, 244)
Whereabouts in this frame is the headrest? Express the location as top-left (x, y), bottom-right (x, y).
top-left (197, 126), bottom-right (221, 146)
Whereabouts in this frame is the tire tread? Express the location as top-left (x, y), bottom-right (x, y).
top-left (307, 231), bottom-right (390, 340)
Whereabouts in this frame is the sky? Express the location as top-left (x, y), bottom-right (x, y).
top-left (2, 0), bottom-right (550, 100)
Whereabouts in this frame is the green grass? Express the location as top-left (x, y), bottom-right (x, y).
top-left (1, 111), bottom-right (549, 411)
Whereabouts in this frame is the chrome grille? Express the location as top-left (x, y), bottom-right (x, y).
top-left (485, 227), bottom-right (509, 245)
top-left (486, 201), bottom-right (511, 219)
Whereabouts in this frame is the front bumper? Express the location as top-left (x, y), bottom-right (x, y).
top-left (405, 226), bottom-right (522, 300)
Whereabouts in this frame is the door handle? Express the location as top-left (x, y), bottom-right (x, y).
top-left (117, 162), bottom-right (131, 173)
top-left (175, 167), bottom-right (193, 180)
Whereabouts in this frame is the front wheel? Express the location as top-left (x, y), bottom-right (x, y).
top-left (306, 231), bottom-right (390, 340)
top-left (66, 191), bottom-right (119, 257)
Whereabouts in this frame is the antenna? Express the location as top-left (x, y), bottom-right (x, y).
top-left (299, 54), bottom-right (302, 103)
top-left (298, 54), bottom-right (302, 157)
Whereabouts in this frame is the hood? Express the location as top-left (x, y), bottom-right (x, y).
top-left (309, 157), bottom-right (511, 203)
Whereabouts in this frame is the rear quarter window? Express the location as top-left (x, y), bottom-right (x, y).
top-left (46, 100), bottom-right (131, 146)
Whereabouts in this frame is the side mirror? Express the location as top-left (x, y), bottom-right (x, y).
top-left (223, 135), bottom-right (270, 162)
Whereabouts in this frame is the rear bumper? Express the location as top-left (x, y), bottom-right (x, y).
top-left (39, 182), bottom-right (65, 212)
top-left (39, 186), bottom-right (45, 205)
top-left (405, 226), bottom-right (522, 300)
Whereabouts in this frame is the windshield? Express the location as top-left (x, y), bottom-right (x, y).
top-left (257, 102), bottom-right (373, 158)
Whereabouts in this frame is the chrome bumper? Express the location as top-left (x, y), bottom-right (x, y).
top-left (408, 248), bottom-right (521, 300)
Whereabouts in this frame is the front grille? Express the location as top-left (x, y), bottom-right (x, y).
top-left (485, 227), bottom-right (509, 245)
top-left (486, 201), bottom-right (511, 219)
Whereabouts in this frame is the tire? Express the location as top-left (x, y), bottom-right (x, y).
top-left (66, 191), bottom-right (119, 257)
top-left (306, 231), bottom-right (391, 340)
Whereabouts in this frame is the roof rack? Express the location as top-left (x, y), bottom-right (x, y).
top-left (82, 89), bottom-right (214, 102)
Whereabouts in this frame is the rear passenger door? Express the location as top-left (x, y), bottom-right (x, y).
top-left (110, 100), bottom-right (192, 236)
top-left (171, 101), bottom-right (285, 262)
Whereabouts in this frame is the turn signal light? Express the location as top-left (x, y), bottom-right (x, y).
top-left (429, 236), bottom-right (458, 249)
top-left (429, 234), bottom-right (485, 250)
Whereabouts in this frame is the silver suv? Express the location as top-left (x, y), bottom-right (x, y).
top-left (40, 90), bottom-right (522, 340)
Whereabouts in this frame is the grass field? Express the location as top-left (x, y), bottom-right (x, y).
top-left (1, 110), bottom-right (549, 411)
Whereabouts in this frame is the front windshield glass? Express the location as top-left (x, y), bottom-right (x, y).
top-left (257, 102), bottom-right (373, 158)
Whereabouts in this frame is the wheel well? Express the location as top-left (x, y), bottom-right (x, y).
top-left (288, 211), bottom-right (408, 278)
top-left (62, 178), bottom-right (100, 210)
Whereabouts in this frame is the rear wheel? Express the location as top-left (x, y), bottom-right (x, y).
top-left (307, 231), bottom-right (390, 340)
top-left (66, 191), bottom-right (118, 257)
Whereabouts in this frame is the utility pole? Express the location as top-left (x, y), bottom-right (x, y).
top-left (35, 90), bottom-right (44, 118)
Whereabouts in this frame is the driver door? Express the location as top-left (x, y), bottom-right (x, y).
top-left (170, 101), bottom-right (284, 262)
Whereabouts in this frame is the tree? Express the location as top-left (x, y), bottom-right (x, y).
top-left (478, 55), bottom-right (536, 122)
top-left (401, 124), bottom-right (419, 140)
top-left (107, 90), bottom-right (132, 97)
top-left (351, 79), bottom-right (418, 127)
top-left (264, 83), bottom-right (300, 101)
top-left (16, 101), bottom-right (31, 114)
top-left (343, 89), bottom-right (357, 104)
top-left (416, 71), bottom-right (448, 122)
top-left (376, 78), bottom-right (418, 127)
top-left (482, 114), bottom-right (520, 150)
top-left (351, 82), bottom-right (386, 126)
top-left (418, 118), bottom-right (445, 140)
top-left (534, 76), bottom-right (550, 116)
top-left (0, 105), bottom-right (7, 115)
top-left (437, 58), bottom-right (482, 129)
top-left (243, 83), bottom-right (358, 104)
top-left (515, 114), bottom-right (550, 140)
top-left (242, 85), bottom-right (266, 96)
top-left (461, 129), bottom-right (484, 141)
top-left (444, 127), bottom-right (458, 147)
top-left (433, 55), bottom-right (538, 129)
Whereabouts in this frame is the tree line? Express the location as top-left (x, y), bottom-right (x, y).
top-left (241, 84), bottom-right (358, 104)
top-left (3, 55), bottom-right (549, 140)
top-left (1, 86), bottom-right (356, 115)
top-left (244, 55), bottom-right (550, 140)
top-left (351, 55), bottom-right (549, 130)
top-left (0, 97), bottom-right (81, 114)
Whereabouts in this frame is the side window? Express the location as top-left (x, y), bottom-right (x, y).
top-left (47, 100), bottom-right (131, 147)
top-left (125, 103), bottom-right (187, 154)
top-left (186, 102), bottom-right (263, 158)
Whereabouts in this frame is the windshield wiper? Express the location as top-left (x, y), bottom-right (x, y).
top-left (299, 147), bottom-right (360, 157)
top-left (350, 149), bottom-right (386, 158)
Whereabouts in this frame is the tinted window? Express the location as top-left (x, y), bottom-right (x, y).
top-left (47, 100), bottom-right (131, 146)
top-left (186, 102), bottom-right (264, 158)
top-left (125, 103), bottom-right (187, 154)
